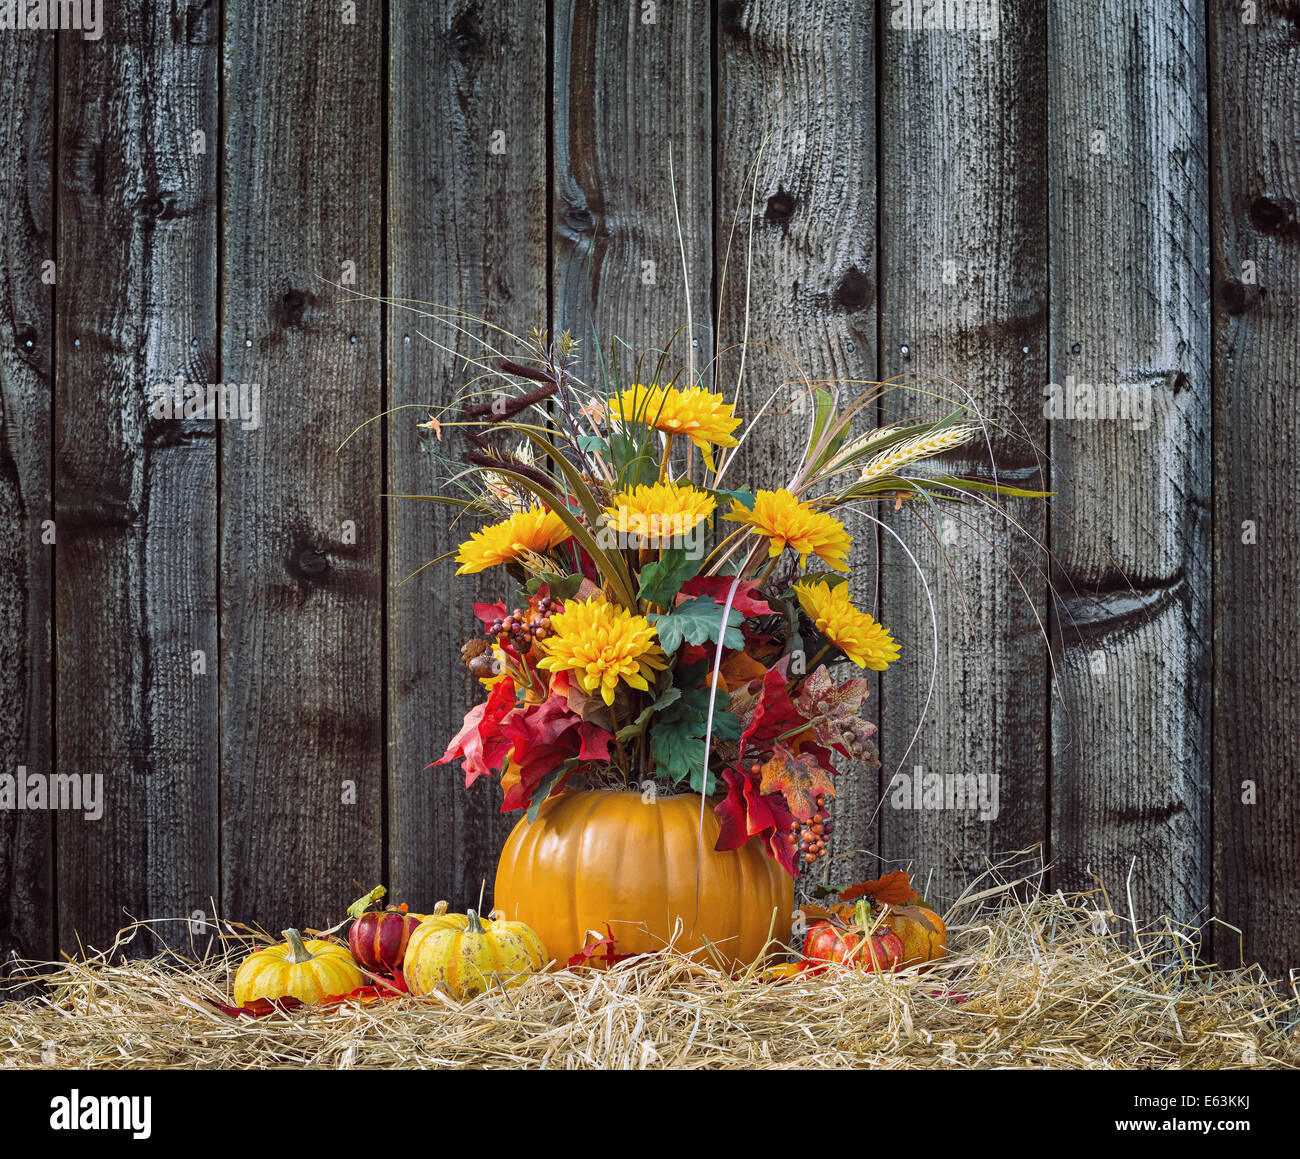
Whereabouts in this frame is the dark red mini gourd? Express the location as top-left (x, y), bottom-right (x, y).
top-left (346, 886), bottom-right (422, 976)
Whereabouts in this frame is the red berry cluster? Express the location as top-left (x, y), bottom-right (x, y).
top-left (786, 794), bottom-right (833, 865)
top-left (487, 595), bottom-right (560, 650)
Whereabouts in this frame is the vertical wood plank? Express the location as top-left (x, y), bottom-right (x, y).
top-left (0, 34), bottom-right (53, 967)
top-left (387, 2), bottom-right (548, 909)
top-left (221, 3), bottom-right (383, 927)
top-left (553, 0), bottom-right (712, 372)
top-left (1210, 0), bottom-right (1300, 975)
top-left (878, 2), bottom-right (1049, 906)
top-left (715, 0), bottom-right (881, 884)
top-left (1049, 2), bottom-right (1211, 929)
top-left (55, 0), bottom-right (220, 952)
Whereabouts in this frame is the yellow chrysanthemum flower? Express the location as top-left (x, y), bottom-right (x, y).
top-left (792, 580), bottom-right (900, 671)
top-left (535, 594), bottom-right (669, 705)
top-left (608, 383), bottom-right (741, 469)
top-left (454, 506), bottom-right (572, 574)
top-left (725, 488), bottom-right (852, 571)
top-left (602, 481), bottom-right (717, 543)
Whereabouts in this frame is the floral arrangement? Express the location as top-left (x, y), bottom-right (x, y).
top-left (429, 329), bottom-right (1043, 877)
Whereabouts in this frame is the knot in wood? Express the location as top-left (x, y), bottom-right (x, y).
top-left (1248, 195), bottom-right (1294, 234)
top-left (765, 189), bottom-right (796, 224)
top-left (276, 288), bottom-right (311, 327)
top-left (831, 266), bottom-right (873, 314)
top-left (290, 547), bottom-right (330, 580)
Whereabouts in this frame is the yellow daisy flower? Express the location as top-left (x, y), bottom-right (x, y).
top-left (609, 383), bottom-right (741, 469)
top-left (535, 593), bottom-right (669, 705)
top-left (602, 481), bottom-right (717, 543)
top-left (454, 506), bottom-right (572, 575)
top-left (791, 580), bottom-right (900, 671)
top-left (725, 489), bottom-right (852, 571)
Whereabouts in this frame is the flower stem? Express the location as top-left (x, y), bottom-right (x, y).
top-left (658, 433), bottom-right (675, 482)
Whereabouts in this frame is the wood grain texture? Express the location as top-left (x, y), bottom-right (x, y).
top-left (220, 2), bottom-right (383, 929)
top-left (1210, 0), bottom-right (1300, 976)
top-left (553, 0), bottom-right (712, 379)
top-left (0, 34), bottom-right (53, 968)
top-left (55, 0), bottom-right (220, 953)
top-left (714, 0), bottom-right (881, 886)
top-left (1048, 1), bottom-right (1211, 930)
top-left (878, 1), bottom-right (1049, 908)
top-left (387, 1), bottom-right (548, 910)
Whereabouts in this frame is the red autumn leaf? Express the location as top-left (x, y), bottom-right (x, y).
top-left (739, 659), bottom-right (809, 761)
top-left (205, 973), bottom-right (409, 1019)
top-left (433, 677), bottom-right (516, 786)
top-left (757, 741), bottom-right (837, 821)
top-left (840, 870), bottom-right (913, 907)
top-left (714, 766), bottom-right (799, 876)
top-left (473, 601), bottom-right (509, 629)
top-left (204, 995), bottom-right (306, 1019)
top-left (566, 925), bottom-right (633, 968)
top-left (680, 575), bottom-right (775, 618)
top-left (578, 722), bottom-right (612, 762)
top-left (497, 695), bottom-right (612, 812)
top-left (568, 928), bottom-right (615, 968)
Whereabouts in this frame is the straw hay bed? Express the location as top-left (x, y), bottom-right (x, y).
top-left (2, 884), bottom-right (1296, 1070)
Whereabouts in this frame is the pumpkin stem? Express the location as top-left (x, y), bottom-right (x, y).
top-left (432, 900), bottom-right (449, 917)
top-left (853, 899), bottom-right (873, 932)
top-left (281, 928), bottom-right (314, 964)
top-left (465, 908), bottom-right (485, 934)
top-left (346, 885), bottom-right (387, 920)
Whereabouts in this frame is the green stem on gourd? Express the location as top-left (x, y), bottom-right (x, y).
top-left (465, 909), bottom-right (485, 935)
top-left (281, 928), bottom-right (314, 964)
top-left (853, 899), bottom-right (873, 933)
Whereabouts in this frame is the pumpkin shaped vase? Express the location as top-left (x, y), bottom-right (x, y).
top-left (494, 789), bottom-right (794, 970)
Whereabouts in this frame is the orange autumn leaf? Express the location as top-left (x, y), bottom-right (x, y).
top-left (757, 741), bottom-right (836, 820)
top-left (840, 870), bottom-right (913, 907)
top-left (499, 758), bottom-right (522, 803)
top-left (705, 649), bottom-right (769, 692)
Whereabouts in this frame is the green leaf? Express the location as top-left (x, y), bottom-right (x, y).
top-left (648, 596), bottom-right (745, 655)
top-left (649, 685), bottom-right (740, 792)
top-left (929, 475), bottom-right (1055, 499)
top-left (526, 759), bottom-right (578, 822)
top-left (575, 434), bottom-right (609, 454)
top-left (616, 686), bottom-right (682, 742)
top-left (637, 549), bottom-right (705, 606)
top-left (608, 430), bottom-right (659, 488)
top-left (529, 571), bottom-right (584, 600)
top-left (793, 571), bottom-right (849, 590)
top-left (707, 487), bottom-right (756, 511)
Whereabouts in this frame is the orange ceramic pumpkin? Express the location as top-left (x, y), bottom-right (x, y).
top-left (494, 790), bottom-right (794, 971)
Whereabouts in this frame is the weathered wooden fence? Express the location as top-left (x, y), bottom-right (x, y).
top-left (0, 1), bottom-right (1295, 975)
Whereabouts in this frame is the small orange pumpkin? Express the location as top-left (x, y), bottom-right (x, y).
top-left (883, 904), bottom-right (947, 966)
top-left (803, 902), bottom-right (903, 973)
